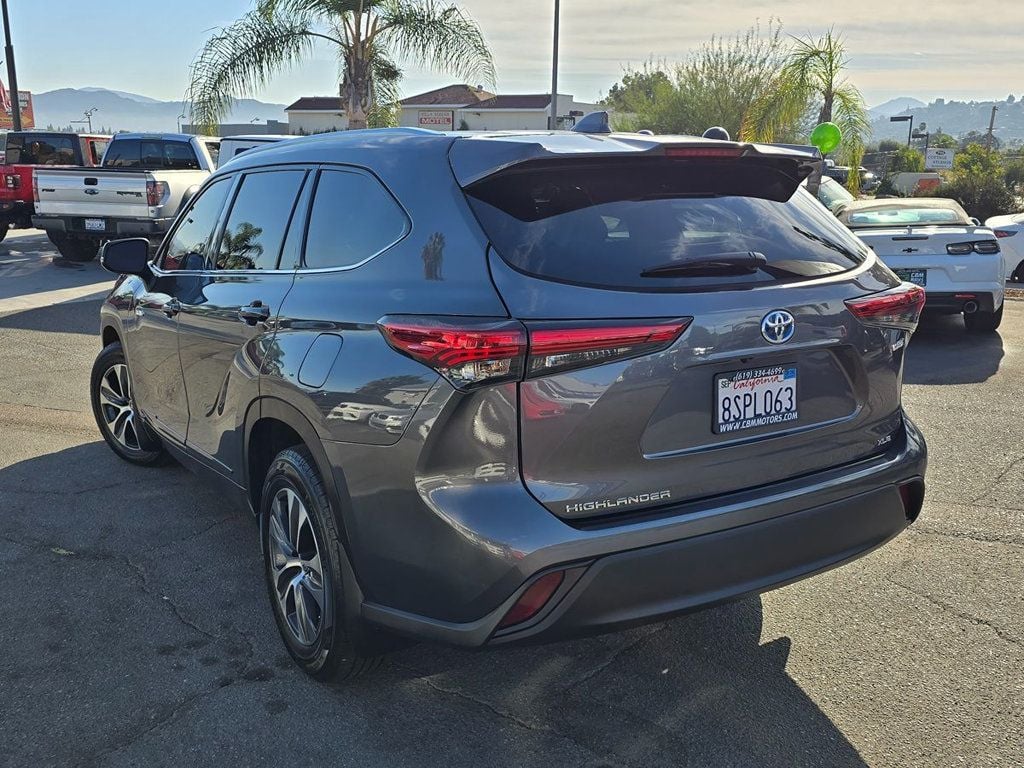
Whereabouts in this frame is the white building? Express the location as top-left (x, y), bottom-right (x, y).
top-left (285, 84), bottom-right (603, 135)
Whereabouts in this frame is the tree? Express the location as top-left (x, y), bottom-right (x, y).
top-left (929, 130), bottom-right (957, 149)
top-left (935, 144), bottom-right (1018, 220)
top-left (741, 29), bottom-right (870, 193)
top-left (877, 138), bottom-right (901, 153)
top-left (188, 0), bottom-right (495, 132)
top-left (889, 146), bottom-right (925, 173)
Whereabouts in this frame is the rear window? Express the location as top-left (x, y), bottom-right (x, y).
top-left (840, 204), bottom-right (970, 228)
top-left (104, 139), bottom-right (200, 170)
top-left (465, 159), bottom-right (870, 291)
top-left (815, 178), bottom-right (854, 211)
top-left (6, 133), bottom-right (77, 165)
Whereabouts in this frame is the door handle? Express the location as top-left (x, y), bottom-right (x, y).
top-left (239, 300), bottom-right (270, 325)
top-left (163, 298), bottom-right (181, 317)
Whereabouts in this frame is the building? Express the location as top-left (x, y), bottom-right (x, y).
top-left (182, 120), bottom-right (288, 137)
top-left (284, 84), bottom-right (603, 135)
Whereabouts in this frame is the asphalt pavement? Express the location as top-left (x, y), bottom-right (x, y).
top-left (1, 228), bottom-right (1021, 767)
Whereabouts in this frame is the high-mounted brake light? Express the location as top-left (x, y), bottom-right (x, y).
top-left (846, 284), bottom-right (926, 332)
top-left (994, 229), bottom-right (1017, 239)
top-left (665, 147), bottom-right (743, 159)
top-left (379, 317), bottom-right (692, 389)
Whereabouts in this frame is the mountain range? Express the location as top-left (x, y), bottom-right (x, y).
top-left (31, 87), bottom-right (288, 133)
top-left (869, 96), bottom-right (1024, 145)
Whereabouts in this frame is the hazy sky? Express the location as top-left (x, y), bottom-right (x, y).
top-left (10, 0), bottom-right (1024, 107)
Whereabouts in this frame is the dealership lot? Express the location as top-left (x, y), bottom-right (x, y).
top-left (1, 228), bottom-right (1021, 768)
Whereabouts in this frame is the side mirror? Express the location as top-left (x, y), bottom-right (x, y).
top-left (100, 238), bottom-right (151, 277)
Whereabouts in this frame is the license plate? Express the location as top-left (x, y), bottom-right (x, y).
top-left (894, 268), bottom-right (926, 286)
top-left (84, 218), bottom-right (106, 232)
top-left (716, 365), bottom-right (798, 434)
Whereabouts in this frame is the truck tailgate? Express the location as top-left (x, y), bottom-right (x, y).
top-left (35, 169), bottom-right (153, 218)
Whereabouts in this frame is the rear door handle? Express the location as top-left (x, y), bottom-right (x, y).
top-left (163, 298), bottom-right (181, 317)
top-left (239, 300), bottom-right (270, 325)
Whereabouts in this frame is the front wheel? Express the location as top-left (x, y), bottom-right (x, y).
top-left (90, 342), bottom-right (166, 465)
top-left (964, 303), bottom-right (1003, 334)
top-left (48, 233), bottom-right (98, 262)
top-left (261, 447), bottom-right (383, 681)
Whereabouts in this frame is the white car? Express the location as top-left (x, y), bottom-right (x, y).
top-left (836, 198), bottom-right (1004, 333)
top-left (217, 134), bottom-right (294, 168)
top-left (985, 212), bottom-right (1024, 282)
top-left (805, 175), bottom-right (855, 213)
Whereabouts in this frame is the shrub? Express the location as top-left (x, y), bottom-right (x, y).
top-left (888, 147), bottom-right (925, 173)
top-left (933, 144), bottom-right (1020, 220)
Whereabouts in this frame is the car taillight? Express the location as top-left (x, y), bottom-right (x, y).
top-left (4, 173), bottom-right (19, 189)
top-left (947, 240), bottom-right (1000, 255)
top-left (994, 229), bottom-right (1017, 239)
top-left (146, 180), bottom-right (169, 207)
top-left (378, 317), bottom-right (691, 390)
top-left (846, 284), bottom-right (926, 332)
top-left (32, 173), bottom-right (39, 203)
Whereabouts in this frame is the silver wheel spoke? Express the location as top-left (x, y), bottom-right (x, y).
top-left (99, 364), bottom-right (140, 451)
top-left (269, 486), bottom-right (325, 647)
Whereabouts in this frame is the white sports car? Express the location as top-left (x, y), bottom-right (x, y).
top-left (836, 198), bottom-right (1004, 333)
top-left (985, 212), bottom-right (1024, 282)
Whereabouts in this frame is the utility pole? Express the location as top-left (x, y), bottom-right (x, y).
top-left (1, 0), bottom-right (21, 131)
top-left (548, 0), bottom-right (560, 130)
top-left (985, 105), bottom-right (998, 150)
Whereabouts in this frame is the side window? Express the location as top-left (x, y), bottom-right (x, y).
top-left (163, 142), bottom-right (200, 170)
top-left (303, 169), bottom-right (408, 269)
top-left (89, 139), bottom-right (110, 165)
top-left (216, 170), bottom-right (306, 270)
top-left (160, 178), bottom-right (231, 271)
top-left (204, 141), bottom-right (221, 167)
top-left (104, 139), bottom-right (140, 168)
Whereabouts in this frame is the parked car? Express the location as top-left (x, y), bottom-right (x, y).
top-left (806, 175), bottom-right (855, 213)
top-left (836, 198), bottom-right (1004, 332)
top-left (0, 130), bottom-right (110, 241)
top-left (985, 212), bottom-right (1024, 282)
top-left (217, 134), bottom-right (293, 167)
top-left (822, 163), bottom-right (878, 191)
top-left (92, 129), bottom-right (927, 680)
top-left (32, 133), bottom-right (220, 261)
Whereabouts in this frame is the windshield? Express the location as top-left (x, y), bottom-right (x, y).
top-left (466, 159), bottom-right (869, 292)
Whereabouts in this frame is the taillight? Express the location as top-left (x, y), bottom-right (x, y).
top-left (527, 320), bottom-right (690, 378)
top-left (994, 229), bottom-right (1017, 239)
top-left (378, 316), bottom-right (691, 389)
top-left (947, 240), bottom-right (1000, 255)
top-left (32, 173), bottom-right (39, 203)
top-left (4, 173), bottom-right (19, 189)
top-left (146, 180), bottom-right (169, 207)
top-left (846, 284), bottom-right (926, 332)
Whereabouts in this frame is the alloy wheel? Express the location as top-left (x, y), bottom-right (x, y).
top-left (267, 488), bottom-right (326, 646)
top-left (98, 363), bottom-right (141, 451)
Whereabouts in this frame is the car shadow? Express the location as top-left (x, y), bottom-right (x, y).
top-left (0, 296), bottom-right (104, 334)
top-left (0, 440), bottom-right (867, 768)
top-left (904, 313), bottom-right (1005, 385)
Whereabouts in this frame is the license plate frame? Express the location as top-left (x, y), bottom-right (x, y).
top-left (84, 218), bottom-right (106, 232)
top-left (894, 268), bottom-right (926, 286)
top-left (714, 365), bottom-right (798, 434)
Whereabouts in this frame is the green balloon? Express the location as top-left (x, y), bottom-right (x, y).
top-left (810, 122), bottom-right (842, 154)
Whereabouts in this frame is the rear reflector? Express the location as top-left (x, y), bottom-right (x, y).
top-left (994, 229), bottom-right (1017, 238)
top-left (665, 146), bottom-right (743, 159)
top-left (846, 284), bottom-right (926, 332)
top-left (379, 316), bottom-right (691, 389)
top-left (898, 479), bottom-right (925, 522)
top-left (497, 571), bottom-right (564, 629)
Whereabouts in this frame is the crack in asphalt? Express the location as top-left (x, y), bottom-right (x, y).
top-left (561, 624), bottom-right (669, 695)
top-left (0, 479), bottom-right (140, 497)
top-left (886, 574), bottom-right (1021, 648)
top-left (969, 452), bottom-right (1024, 504)
top-left (906, 527), bottom-right (1024, 547)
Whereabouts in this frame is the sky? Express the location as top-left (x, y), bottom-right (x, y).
top-left (9, 0), bottom-right (1024, 108)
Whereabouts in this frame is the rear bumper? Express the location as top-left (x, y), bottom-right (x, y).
top-left (923, 290), bottom-right (1001, 314)
top-left (359, 415), bottom-right (927, 647)
top-left (31, 215), bottom-right (173, 239)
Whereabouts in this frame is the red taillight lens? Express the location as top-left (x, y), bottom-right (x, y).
top-left (379, 316), bottom-right (526, 389)
top-left (846, 284), bottom-right (926, 332)
top-left (898, 479), bottom-right (925, 521)
top-left (527, 319), bottom-right (690, 378)
top-left (146, 180), bottom-right (169, 207)
top-left (32, 173), bottom-right (39, 203)
top-left (497, 571), bottom-right (564, 629)
top-left (994, 229), bottom-right (1017, 239)
top-left (4, 173), bottom-right (19, 189)
top-left (665, 146), bottom-right (743, 159)
top-left (379, 317), bottom-right (691, 389)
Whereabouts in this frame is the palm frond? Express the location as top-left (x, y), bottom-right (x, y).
top-left (376, 0), bottom-right (495, 86)
top-left (740, 74), bottom-right (811, 143)
top-left (187, 11), bottom-right (341, 131)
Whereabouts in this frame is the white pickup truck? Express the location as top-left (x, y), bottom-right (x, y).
top-left (32, 133), bottom-right (220, 261)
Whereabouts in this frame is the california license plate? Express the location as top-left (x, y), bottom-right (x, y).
top-left (894, 268), bottom-right (926, 286)
top-left (84, 218), bottom-right (106, 232)
top-left (715, 365), bottom-right (798, 434)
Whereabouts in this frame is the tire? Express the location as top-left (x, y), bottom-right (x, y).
top-left (260, 446), bottom-right (383, 681)
top-left (48, 233), bottom-right (98, 262)
top-left (90, 342), bottom-right (166, 465)
top-left (0, 222), bottom-right (8, 242)
top-left (1012, 260), bottom-right (1024, 283)
top-left (964, 303), bottom-right (1003, 333)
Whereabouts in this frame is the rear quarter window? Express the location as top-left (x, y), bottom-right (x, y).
top-left (466, 159), bottom-right (870, 292)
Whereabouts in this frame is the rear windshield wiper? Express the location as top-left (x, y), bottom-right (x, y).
top-left (640, 251), bottom-right (768, 278)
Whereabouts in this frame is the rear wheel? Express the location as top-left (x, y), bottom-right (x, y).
top-left (0, 222), bottom-right (8, 242)
top-left (48, 233), bottom-right (98, 262)
top-left (1012, 260), bottom-right (1024, 282)
top-left (964, 303), bottom-right (1003, 333)
top-left (260, 447), bottom-right (383, 681)
top-left (90, 342), bottom-right (166, 465)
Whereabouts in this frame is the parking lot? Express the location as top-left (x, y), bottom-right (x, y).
top-left (1, 227), bottom-right (1021, 768)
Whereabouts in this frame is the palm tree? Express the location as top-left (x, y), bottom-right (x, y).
top-left (741, 30), bottom-right (870, 192)
top-left (187, 0), bottom-right (495, 132)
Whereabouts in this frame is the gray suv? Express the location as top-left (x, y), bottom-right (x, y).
top-left (92, 128), bottom-right (927, 680)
